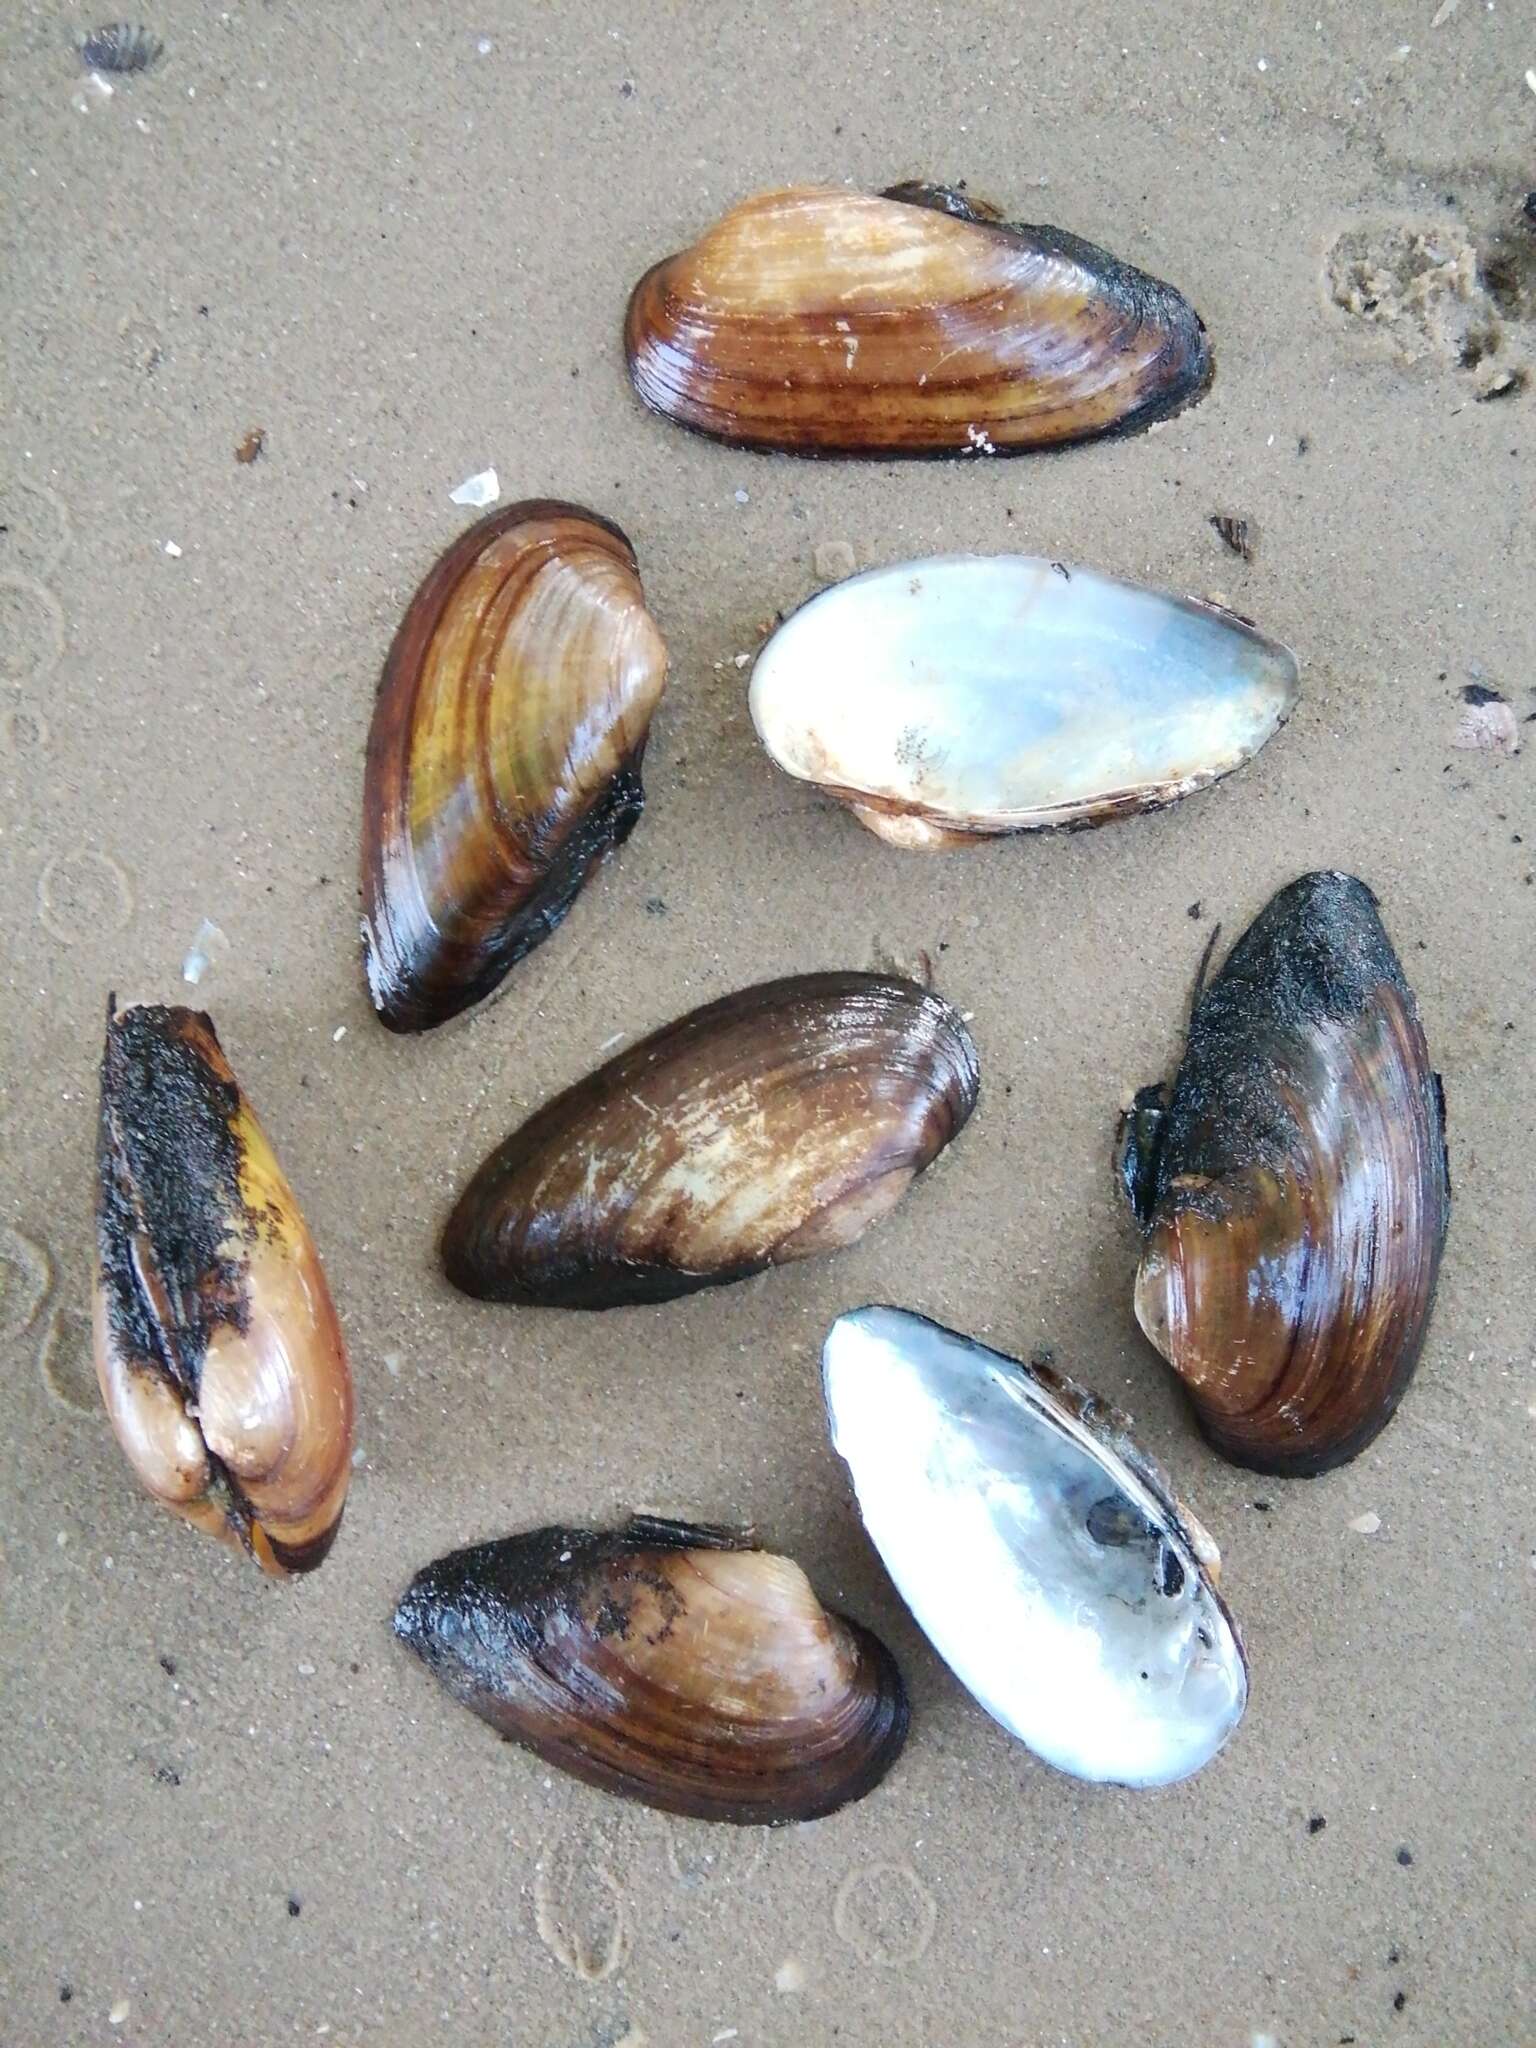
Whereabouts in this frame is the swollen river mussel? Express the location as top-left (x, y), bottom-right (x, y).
top-left (1121, 872), bottom-right (1451, 1476)
top-left (393, 1517), bottom-right (909, 1824)
top-left (625, 182), bottom-right (1211, 456)
top-left (360, 500), bottom-right (668, 1032)
top-left (442, 971), bottom-right (979, 1308)
top-left (93, 1004), bottom-right (354, 1575)
top-left (824, 1307), bottom-right (1248, 1787)
top-left (750, 556), bottom-right (1298, 848)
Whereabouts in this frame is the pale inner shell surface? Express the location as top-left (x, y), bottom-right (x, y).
top-left (751, 556), bottom-right (1297, 840)
top-left (823, 1305), bottom-right (1247, 1787)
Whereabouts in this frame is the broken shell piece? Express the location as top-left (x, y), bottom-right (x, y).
top-left (1122, 873), bottom-right (1451, 1475)
top-left (625, 182), bottom-right (1211, 455)
top-left (94, 1004), bottom-right (354, 1574)
top-left (442, 971), bottom-right (978, 1308)
top-left (750, 555), bottom-right (1298, 848)
top-left (80, 23), bottom-right (162, 72)
top-left (823, 1306), bottom-right (1247, 1787)
top-left (392, 1516), bottom-right (909, 1824)
top-left (360, 500), bottom-right (668, 1031)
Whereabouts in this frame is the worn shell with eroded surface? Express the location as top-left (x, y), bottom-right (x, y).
top-left (393, 1517), bottom-right (909, 1824)
top-left (1123, 872), bottom-right (1451, 1475)
top-left (441, 971), bottom-right (979, 1307)
top-left (93, 1004), bottom-right (354, 1575)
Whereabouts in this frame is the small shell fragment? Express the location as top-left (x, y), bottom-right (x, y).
top-left (448, 466), bottom-right (500, 508)
top-left (81, 24), bottom-right (162, 73)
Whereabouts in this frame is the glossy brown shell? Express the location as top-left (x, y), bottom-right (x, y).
top-left (441, 971), bottom-right (980, 1308)
top-left (392, 1518), bottom-right (909, 1825)
top-left (93, 1005), bottom-right (353, 1574)
top-left (624, 182), bottom-right (1211, 457)
top-left (360, 500), bottom-right (668, 1032)
top-left (1127, 874), bottom-right (1451, 1476)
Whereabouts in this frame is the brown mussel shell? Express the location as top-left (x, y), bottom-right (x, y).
top-left (360, 500), bottom-right (668, 1032)
top-left (392, 1517), bottom-right (909, 1824)
top-left (624, 182), bottom-right (1211, 457)
top-left (441, 971), bottom-right (980, 1308)
top-left (94, 1004), bottom-right (354, 1574)
top-left (1122, 873), bottom-right (1450, 1476)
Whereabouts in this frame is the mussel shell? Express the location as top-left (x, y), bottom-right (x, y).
top-left (824, 1306), bottom-right (1248, 1787)
top-left (441, 971), bottom-right (979, 1308)
top-left (750, 556), bottom-right (1298, 848)
top-left (360, 500), bottom-right (668, 1032)
top-left (1126, 872), bottom-right (1451, 1476)
top-left (624, 182), bottom-right (1211, 457)
top-left (94, 1005), bottom-right (353, 1575)
top-left (392, 1517), bottom-right (909, 1824)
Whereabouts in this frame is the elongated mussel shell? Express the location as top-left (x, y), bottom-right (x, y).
top-left (442, 971), bottom-right (978, 1308)
top-left (94, 1005), bottom-right (354, 1575)
top-left (824, 1306), bottom-right (1247, 1787)
top-left (625, 182), bottom-right (1211, 457)
top-left (392, 1517), bottom-right (909, 1824)
top-left (750, 556), bottom-right (1298, 849)
top-left (1124, 872), bottom-right (1451, 1476)
top-left (361, 500), bottom-right (668, 1032)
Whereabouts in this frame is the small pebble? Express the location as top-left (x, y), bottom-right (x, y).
top-left (774, 1958), bottom-right (807, 1994)
top-left (332, 1025), bottom-right (346, 1043)
top-left (297, 1661), bottom-right (316, 1677)
top-left (1394, 1990), bottom-right (1408, 2011)
top-left (1396, 1845), bottom-right (1414, 1866)
top-left (733, 488), bottom-right (749, 504)
top-left (1348, 1511), bottom-right (1381, 1535)
top-left (813, 539), bottom-right (857, 581)
top-left (476, 35), bottom-right (493, 55)
top-left (163, 540), bottom-right (182, 558)
top-left (1308, 1814), bottom-right (1327, 1834)
top-left (109, 1998), bottom-right (130, 2026)
top-left (732, 652), bottom-right (751, 669)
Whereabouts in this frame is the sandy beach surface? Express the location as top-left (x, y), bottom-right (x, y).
top-left (2, 4), bottom-right (1532, 2043)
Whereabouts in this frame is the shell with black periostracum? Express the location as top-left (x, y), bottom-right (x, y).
top-left (393, 1518), bottom-right (909, 1825)
top-left (1121, 872), bottom-right (1451, 1476)
top-left (94, 1003), bottom-right (353, 1575)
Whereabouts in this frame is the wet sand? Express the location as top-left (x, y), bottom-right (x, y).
top-left (2, 5), bottom-right (1532, 2043)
